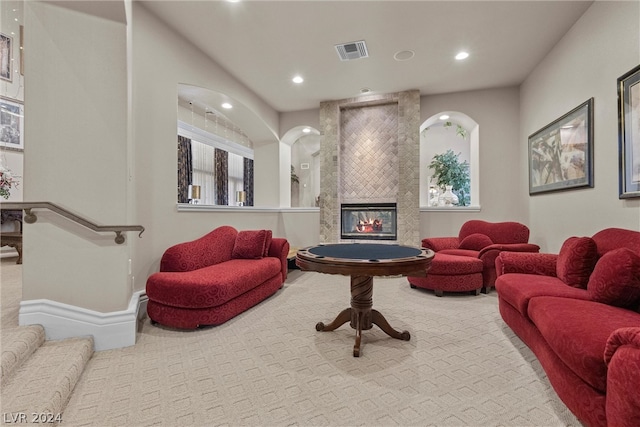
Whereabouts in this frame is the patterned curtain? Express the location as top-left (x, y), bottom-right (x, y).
top-left (244, 158), bottom-right (254, 206)
top-left (177, 135), bottom-right (192, 203)
top-left (215, 148), bottom-right (228, 205)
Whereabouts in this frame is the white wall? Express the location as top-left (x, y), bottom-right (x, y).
top-left (24, 2), bottom-right (130, 311)
top-left (291, 134), bottom-right (321, 207)
top-left (521, 1), bottom-right (640, 252)
top-left (0, 1), bottom-right (24, 102)
top-left (131, 3), bottom-right (292, 286)
top-left (1, 0), bottom-right (25, 209)
top-left (419, 87), bottom-right (525, 240)
top-left (279, 108), bottom-right (320, 138)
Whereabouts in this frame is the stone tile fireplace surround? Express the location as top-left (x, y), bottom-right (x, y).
top-left (319, 90), bottom-right (420, 246)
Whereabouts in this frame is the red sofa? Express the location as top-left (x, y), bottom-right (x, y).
top-left (146, 226), bottom-right (289, 329)
top-left (495, 228), bottom-right (640, 427)
top-left (420, 220), bottom-right (540, 293)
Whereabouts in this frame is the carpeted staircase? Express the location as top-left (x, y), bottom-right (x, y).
top-left (1, 325), bottom-right (94, 421)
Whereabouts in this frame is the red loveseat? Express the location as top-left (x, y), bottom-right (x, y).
top-left (495, 228), bottom-right (640, 427)
top-left (420, 220), bottom-right (540, 293)
top-left (146, 226), bottom-right (289, 329)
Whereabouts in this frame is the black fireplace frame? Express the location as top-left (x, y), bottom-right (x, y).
top-left (340, 203), bottom-right (397, 241)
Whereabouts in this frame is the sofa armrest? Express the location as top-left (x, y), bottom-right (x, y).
top-left (495, 252), bottom-right (558, 277)
top-left (267, 237), bottom-right (290, 281)
top-left (421, 237), bottom-right (459, 252)
top-left (478, 243), bottom-right (540, 258)
top-left (605, 327), bottom-right (640, 427)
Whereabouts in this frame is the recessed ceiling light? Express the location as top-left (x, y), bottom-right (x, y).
top-left (292, 75), bottom-right (304, 84)
top-left (455, 51), bottom-right (469, 60)
top-left (439, 114), bottom-right (450, 120)
top-left (221, 102), bottom-right (233, 109)
top-left (394, 50), bottom-right (415, 61)
top-left (360, 87), bottom-right (372, 94)
top-left (302, 127), bottom-right (311, 133)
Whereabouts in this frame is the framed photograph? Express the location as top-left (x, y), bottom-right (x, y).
top-left (0, 33), bottom-right (12, 82)
top-left (0, 97), bottom-right (24, 151)
top-left (618, 64), bottom-right (640, 198)
top-left (528, 98), bottom-right (594, 195)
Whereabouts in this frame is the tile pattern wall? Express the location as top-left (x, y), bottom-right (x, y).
top-left (319, 90), bottom-right (420, 245)
top-left (318, 100), bottom-right (340, 243)
top-left (340, 103), bottom-right (398, 203)
top-left (397, 90), bottom-right (421, 246)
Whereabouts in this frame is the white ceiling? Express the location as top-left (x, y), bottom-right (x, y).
top-left (142, 0), bottom-right (593, 114)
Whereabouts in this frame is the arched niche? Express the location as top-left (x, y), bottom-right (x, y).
top-left (420, 111), bottom-right (480, 208)
top-left (281, 126), bottom-right (321, 207)
top-left (177, 84), bottom-right (278, 147)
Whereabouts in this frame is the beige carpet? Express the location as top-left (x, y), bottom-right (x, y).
top-left (2, 259), bottom-right (582, 426)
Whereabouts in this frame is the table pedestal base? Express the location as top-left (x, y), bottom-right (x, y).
top-left (315, 275), bottom-right (410, 357)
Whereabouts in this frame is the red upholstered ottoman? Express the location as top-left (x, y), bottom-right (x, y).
top-left (408, 253), bottom-right (483, 296)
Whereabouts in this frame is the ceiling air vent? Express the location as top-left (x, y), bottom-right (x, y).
top-left (335, 40), bottom-right (369, 61)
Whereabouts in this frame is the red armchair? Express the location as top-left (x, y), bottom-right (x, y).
top-left (421, 220), bottom-right (540, 293)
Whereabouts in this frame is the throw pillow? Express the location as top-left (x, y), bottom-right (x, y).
top-left (587, 248), bottom-right (640, 308)
top-left (232, 230), bottom-right (268, 259)
top-left (556, 236), bottom-right (598, 288)
top-left (459, 233), bottom-right (493, 251)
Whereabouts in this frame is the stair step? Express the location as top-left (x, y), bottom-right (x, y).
top-left (1, 325), bottom-right (45, 382)
top-left (1, 336), bottom-right (94, 417)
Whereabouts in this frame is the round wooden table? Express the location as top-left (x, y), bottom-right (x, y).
top-left (296, 243), bottom-right (434, 357)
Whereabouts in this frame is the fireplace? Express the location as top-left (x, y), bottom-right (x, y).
top-left (341, 203), bottom-right (397, 240)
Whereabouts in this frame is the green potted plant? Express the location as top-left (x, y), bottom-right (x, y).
top-left (428, 149), bottom-right (470, 206)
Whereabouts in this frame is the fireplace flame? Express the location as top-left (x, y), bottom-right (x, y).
top-left (355, 218), bottom-right (383, 233)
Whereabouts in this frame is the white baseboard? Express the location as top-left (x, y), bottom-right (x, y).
top-left (19, 291), bottom-right (147, 351)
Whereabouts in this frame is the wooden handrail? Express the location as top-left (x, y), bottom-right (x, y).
top-left (0, 202), bottom-right (145, 244)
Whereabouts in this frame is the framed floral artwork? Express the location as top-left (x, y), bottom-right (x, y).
top-left (0, 33), bottom-right (12, 82)
top-left (528, 98), bottom-right (594, 195)
top-left (0, 97), bottom-right (24, 151)
top-left (618, 64), bottom-right (640, 198)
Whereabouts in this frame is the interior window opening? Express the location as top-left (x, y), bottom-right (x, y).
top-left (420, 112), bottom-right (479, 208)
top-left (176, 90), bottom-right (254, 206)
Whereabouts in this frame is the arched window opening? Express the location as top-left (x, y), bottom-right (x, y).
top-left (176, 89), bottom-right (254, 206)
top-left (291, 134), bottom-right (320, 207)
top-left (282, 126), bottom-right (321, 208)
top-left (420, 112), bottom-right (480, 208)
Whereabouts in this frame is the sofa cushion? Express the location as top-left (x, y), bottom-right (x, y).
top-left (556, 236), bottom-right (598, 289)
top-left (146, 258), bottom-right (282, 309)
top-left (459, 233), bottom-right (493, 251)
top-left (587, 248), bottom-right (640, 309)
top-left (427, 253), bottom-right (484, 275)
top-left (528, 296), bottom-right (640, 393)
top-left (233, 230), bottom-right (269, 259)
top-left (160, 226), bottom-right (237, 272)
top-left (439, 248), bottom-right (480, 258)
top-left (495, 274), bottom-right (589, 318)
top-left (458, 220), bottom-right (530, 244)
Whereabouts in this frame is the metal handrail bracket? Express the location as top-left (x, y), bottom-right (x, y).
top-left (1, 201), bottom-right (145, 244)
